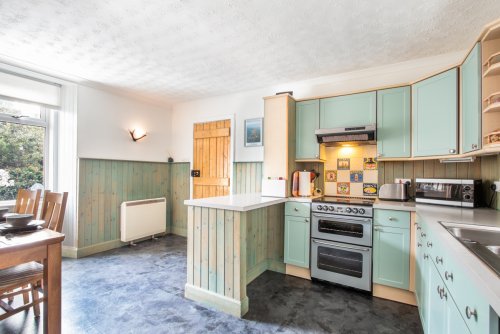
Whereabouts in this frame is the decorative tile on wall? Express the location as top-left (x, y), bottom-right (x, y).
top-left (324, 145), bottom-right (378, 197)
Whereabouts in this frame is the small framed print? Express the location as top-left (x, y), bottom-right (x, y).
top-left (325, 170), bottom-right (337, 182)
top-left (363, 183), bottom-right (378, 196)
top-left (337, 158), bottom-right (350, 170)
top-left (350, 171), bottom-right (363, 183)
top-left (337, 182), bottom-right (350, 195)
top-left (363, 158), bottom-right (377, 170)
top-left (244, 118), bottom-right (263, 147)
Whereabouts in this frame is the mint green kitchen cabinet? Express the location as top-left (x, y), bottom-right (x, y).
top-left (284, 202), bottom-right (310, 268)
top-left (319, 91), bottom-right (376, 128)
top-left (377, 86), bottom-right (411, 158)
top-left (412, 68), bottom-right (458, 157)
top-left (296, 99), bottom-right (323, 160)
top-left (427, 259), bottom-right (446, 334)
top-left (461, 43), bottom-right (482, 153)
top-left (284, 215), bottom-right (310, 268)
top-left (373, 225), bottom-right (410, 290)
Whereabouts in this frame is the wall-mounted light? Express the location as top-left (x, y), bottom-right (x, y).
top-left (129, 128), bottom-right (147, 142)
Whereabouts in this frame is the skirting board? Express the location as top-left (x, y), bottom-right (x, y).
top-left (373, 284), bottom-right (417, 306)
top-left (185, 283), bottom-right (249, 318)
top-left (285, 264), bottom-right (311, 280)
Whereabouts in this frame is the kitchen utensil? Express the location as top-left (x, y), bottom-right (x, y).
top-left (379, 183), bottom-right (410, 201)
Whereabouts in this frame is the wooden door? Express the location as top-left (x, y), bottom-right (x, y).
top-left (193, 120), bottom-right (231, 199)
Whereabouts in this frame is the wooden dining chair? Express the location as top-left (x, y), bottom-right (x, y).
top-left (0, 191), bottom-right (68, 320)
top-left (13, 189), bottom-right (42, 216)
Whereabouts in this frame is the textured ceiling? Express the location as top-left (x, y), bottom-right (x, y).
top-left (0, 0), bottom-right (500, 105)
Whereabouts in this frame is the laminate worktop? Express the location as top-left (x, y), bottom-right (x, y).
top-left (184, 193), bottom-right (287, 211)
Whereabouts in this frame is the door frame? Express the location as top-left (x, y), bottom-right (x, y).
top-left (190, 114), bottom-right (235, 199)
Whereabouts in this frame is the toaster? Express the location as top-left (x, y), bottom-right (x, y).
top-left (379, 183), bottom-right (410, 202)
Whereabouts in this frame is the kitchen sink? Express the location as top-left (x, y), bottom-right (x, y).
top-left (440, 222), bottom-right (500, 276)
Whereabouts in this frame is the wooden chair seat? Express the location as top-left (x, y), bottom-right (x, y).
top-left (0, 262), bottom-right (43, 290)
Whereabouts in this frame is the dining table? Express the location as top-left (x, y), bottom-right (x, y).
top-left (0, 228), bottom-right (65, 334)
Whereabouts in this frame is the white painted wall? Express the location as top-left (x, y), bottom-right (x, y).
top-left (77, 86), bottom-right (172, 162)
top-left (170, 51), bottom-right (466, 163)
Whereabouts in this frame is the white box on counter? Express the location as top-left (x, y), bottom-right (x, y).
top-left (261, 179), bottom-right (287, 198)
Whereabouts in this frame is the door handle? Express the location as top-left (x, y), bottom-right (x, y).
top-left (312, 239), bottom-right (370, 252)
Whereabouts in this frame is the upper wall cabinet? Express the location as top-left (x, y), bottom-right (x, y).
top-left (319, 91), bottom-right (376, 129)
top-left (296, 99), bottom-right (324, 160)
top-left (461, 43), bottom-right (482, 154)
top-left (376, 86), bottom-right (411, 158)
top-left (412, 69), bottom-right (458, 157)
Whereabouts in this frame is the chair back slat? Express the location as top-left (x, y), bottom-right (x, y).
top-left (14, 189), bottom-right (41, 216)
top-left (40, 191), bottom-right (68, 233)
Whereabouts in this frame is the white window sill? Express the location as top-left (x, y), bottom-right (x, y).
top-left (0, 200), bottom-right (15, 208)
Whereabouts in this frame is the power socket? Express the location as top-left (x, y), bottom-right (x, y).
top-left (395, 178), bottom-right (411, 185)
top-left (494, 181), bottom-right (500, 192)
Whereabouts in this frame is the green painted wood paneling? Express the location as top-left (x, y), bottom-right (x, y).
top-left (233, 162), bottom-right (263, 194)
top-left (296, 99), bottom-right (321, 159)
top-left (412, 69), bottom-right (458, 157)
top-left (377, 86), bottom-right (411, 158)
top-left (461, 43), bottom-right (482, 153)
top-left (320, 91), bottom-right (376, 128)
top-left (78, 159), bottom-right (191, 249)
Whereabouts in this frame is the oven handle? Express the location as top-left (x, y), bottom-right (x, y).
top-left (312, 239), bottom-right (371, 252)
top-left (312, 213), bottom-right (372, 223)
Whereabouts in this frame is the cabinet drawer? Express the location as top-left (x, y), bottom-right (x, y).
top-left (285, 202), bottom-right (311, 218)
top-left (374, 209), bottom-right (410, 229)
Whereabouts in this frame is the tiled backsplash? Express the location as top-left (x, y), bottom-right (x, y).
top-left (324, 145), bottom-right (378, 197)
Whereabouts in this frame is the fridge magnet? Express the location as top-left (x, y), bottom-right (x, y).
top-left (363, 183), bottom-right (378, 196)
top-left (350, 171), bottom-right (363, 183)
top-left (325, 170), bottom-right (337, 182)
top-left (363, 157), bottom-right (377, 170)
top-left (337, 158), bottom-right (350, 170)
top-left (337, 182), bottom-right (350, 195)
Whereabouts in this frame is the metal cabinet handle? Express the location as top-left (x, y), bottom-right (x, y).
top-left (374, 227), bottom-right (380, 231)
top-left (294, 208), bottom-right (299, 211)
top-left (414, 222), bottom-right (419, 227)
top-left (441, 289), bottom-right (447, 300)
top-left (436, 256), bottom-right (443, 264)
top-left (436, 285), bottom-right (441, 295)
top-left (377, 153), bottom-right (383, 157)
top-left (388, 217), bottom-right (395, 221)
top-left (445, 271), bottom-right (453, 281)
top-left (465, 306), bottom-right (477, 320)
top-left (417, 226), bottom-right (422, 230)
top-left (472, 144), bottom-right (478, 150)
top-left (417, 242), bottom-right (422, 247)
top-left (305, 218), bottom-right (309, 223)
top-left (449, 149), bottom-right (456, 153)
top-left (427, 241), bottom-right (433, 247)
top-left (315, 154), bottom-right (319, 158)
top-left (424, 254), bottom-right (429, 260)
top-left (421, 232), bottom-right (426, 238)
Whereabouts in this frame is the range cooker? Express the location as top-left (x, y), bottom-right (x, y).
top-left (311, 196), bottom-right (374, 291)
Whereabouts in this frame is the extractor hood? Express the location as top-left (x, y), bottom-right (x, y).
top-left (315, 124), bottom-right (376, 146)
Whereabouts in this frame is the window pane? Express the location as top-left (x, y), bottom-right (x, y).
top-left (0, 99), bottom-right (42, 119)
top-left (0, 122), bottom-right (44, 201)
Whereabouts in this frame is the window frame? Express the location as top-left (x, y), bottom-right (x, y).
top-left (0, 100), bottom-right (52, 204)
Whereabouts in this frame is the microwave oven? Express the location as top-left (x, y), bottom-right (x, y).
top-left (415, 178), bottom-right (482, 208)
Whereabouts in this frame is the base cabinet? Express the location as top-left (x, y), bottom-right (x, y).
top-left (284, 202), bottom-right (310, 269)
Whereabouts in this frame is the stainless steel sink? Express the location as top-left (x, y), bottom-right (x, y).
top-left (440, 222), bottom-right (500, 276)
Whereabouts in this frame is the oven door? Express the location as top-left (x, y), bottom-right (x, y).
top-left (311, 213), bottom-right (372, 247)
top-left (311, 239), bottom-right (372, 291)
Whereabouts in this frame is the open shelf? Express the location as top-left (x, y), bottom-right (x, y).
top-left (483, 52), bottom-right (500, 77)
top-left (482, 22), bottom-right (500, 41)
top-left (483, 92), bottom-right (500, 113)
top-left (483, 102), bottom-right (500, 113)
top-left (483, 130), bottom-right (500, 147)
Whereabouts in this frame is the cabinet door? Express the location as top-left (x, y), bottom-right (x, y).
top-left (428, 261), bottom-right (446, 334)
top-left (412, 69), bottom-right (458, 157)
top-left (320, 92), bottom-right (376, 128)
top-left (296, 100), bottom-right (322, 160)
top-left (373, 226), bottom-right (410, 289)
top-left (284, 215), bottom-right (310, 268)
top-left (377, 87), bottom-right (411, 158)
top-left (445, 290), bottom-right (471, 334)
top-left (461, 43), bottom-right (482, 153)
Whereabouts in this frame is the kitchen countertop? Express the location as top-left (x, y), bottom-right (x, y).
top-left (287, 195), bottom-right (322, 203)
top-left (374, 199), bottom-right (417, 211)
top-left (184, 193), bottom-right (288, 211)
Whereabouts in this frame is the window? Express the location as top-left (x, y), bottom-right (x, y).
top-left (0, 98), bottom-right (51, 201)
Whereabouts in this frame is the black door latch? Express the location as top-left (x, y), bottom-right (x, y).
top-left (191, 170), bottom-right (200, 177)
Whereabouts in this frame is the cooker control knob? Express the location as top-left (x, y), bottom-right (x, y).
top-left (345, 208), bottom-right (352, 213)
top-left (352, 208), bottom-right (359, 214)
top-left (317, 205), bottom-right (323, 211)
top-left (359, 208), bottom-right (365, 215)
top-left (328, 206), bottom-right (335, 211)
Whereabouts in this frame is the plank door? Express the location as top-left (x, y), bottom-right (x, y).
top-left (193, 120), bottom-right (231, 199)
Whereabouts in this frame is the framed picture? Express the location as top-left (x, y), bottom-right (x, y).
top-left (245, 118), bottom-right (263, 147)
